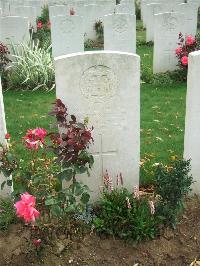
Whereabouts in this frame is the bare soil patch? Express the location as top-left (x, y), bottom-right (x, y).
top-left (0, 196), bottom-right (199, 266)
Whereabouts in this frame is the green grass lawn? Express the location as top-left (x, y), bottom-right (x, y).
top-left (2, 21), bottom-right (187, 184)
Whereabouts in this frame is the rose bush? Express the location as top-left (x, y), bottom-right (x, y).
top-left (176, 33), bottom-right (200, 69)
top-left (0, 99), bottom-right (94, 241)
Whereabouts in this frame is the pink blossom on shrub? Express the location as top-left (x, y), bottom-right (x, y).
top-left (181, 55), bottom-right (188, 66)
top-left (175, 47), bottom-right (182, 55)
top-left (186, 35), bottom-right (195, 46)
top-left (14, 192), bottom-right (40, 223)
top-left (176, 33), bottom-right (200, 70)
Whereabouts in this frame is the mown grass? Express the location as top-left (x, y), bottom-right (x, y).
top-left (2, 21), bottom-right (187, 184)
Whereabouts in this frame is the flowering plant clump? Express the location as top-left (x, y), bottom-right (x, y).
top-left (176, 33), bottom-right (200, 69)
top-left (93, 161), bottom-right (193, 241)
top-left (93, 172), bottom-right (158, 241)
top-left (0, 42), bottom-right (11, 73)
top-left (0, 99), bottom-right (94, 241)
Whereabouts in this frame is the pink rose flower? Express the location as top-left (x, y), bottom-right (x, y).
top-left (175, 47), bottom-right (182, 55)
top-left (14, 192), bottom-right (40, 224)
top-left (181, 55), bottom-right (188, 66)
top-left (22, 128), bottom-right (47, 150)
top-left (186, 35), bottom-right (195, 46)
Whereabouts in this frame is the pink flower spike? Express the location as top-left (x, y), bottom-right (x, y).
top-left (149, 201), bottom-right (155, 215)
top-left (126, 197), bottom-right (131, 209)
top-left (133, 185), bottom-right (140, 200)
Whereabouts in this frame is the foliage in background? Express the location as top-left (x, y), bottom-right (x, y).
top-left (0, 198), bottom-right (16, 230)
top-left (135, 0), bottom-right (141, 20)
top-left (94, 20), bottom-right (104, 41)
top-left (154, 159), bottom-right (193, 228)
top-left (0, 99), bottom-right (94, 240)
top-left (0, 42), bottom-right (11, 74)
top-left (33, 5), bottom-right (51, 49)
top-left (141, 64), bottom-right (187, 85)
top-left (6, 41), bottom-right (54, 91)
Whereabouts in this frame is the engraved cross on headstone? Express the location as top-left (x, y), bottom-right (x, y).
top-left (92, 134), bottom-right (117, 177)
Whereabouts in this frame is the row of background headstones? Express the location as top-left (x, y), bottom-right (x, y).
top-left (0, 0), bottom-right (137, 56)
top-left (1, 0), bottom-right (200, 72)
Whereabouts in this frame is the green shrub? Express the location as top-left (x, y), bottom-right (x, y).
top-left (94, 20), bottom-right (104, 41)
top-left (154, 159), bottom-right (193, 228)
top-left (93, 187), bottom-right (158, 242)
top-left (0, 198), bottom-right (16, 230)
top-left (6, 41), bottom-right (55, 91)
top-left (141, 63), bottom-right (153, 83)
top-left (37, 5), bottom-right (49, 25)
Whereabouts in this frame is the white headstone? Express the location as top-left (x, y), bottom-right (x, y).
top-left (67, 0), bottom-right (85, 16)
top-left (153, 12), bottom-right (185, 73)
top-left (120, 0), bottom-right (135, 14)
top-left (174, 3), bottom-right (199, 36)
top-left (0, 79), bottom-right (11, 197)
top-left (187, 0), bottom-right (200, 7)
top-left (145, 3), bottom-right (162, 42)
top-left (24, 0), bottom-right (45, 16)
top-left (51, 15), bottom-right (84, 58)
top-left (0, 16), bottom-right (30, 46)
top-left (104, 13), bottom-right (136, 53)
top-left (84, 4), bottom-right (104, 40)
top-left (184, 50), bottom-right (200, 195)
top-left (142, 0), bottom-right (184, 27)
top-left (55, 51), bottom-right (140, 200)
top-left (49, 5), bottom-right (68, 21)
top-left (115, 3), bottom-right (135, 14)
top-left (13, 6), bottom-right (37, 29)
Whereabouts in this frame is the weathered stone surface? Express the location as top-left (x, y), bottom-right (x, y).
top-left (184, 51), bottom-right (200, 195)
top-left (0, 16), bottom-right (30, 46)
top-left (51, 15), bottom-right (84, 57)
top-left (104, 13), bottom-right (136, 53)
